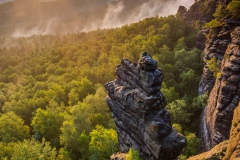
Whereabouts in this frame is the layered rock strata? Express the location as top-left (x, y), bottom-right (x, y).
top-left (180, 0), bottom-right (240, 154)
top-left (105, 53), bottom-right (186, 160)
top-left (188, 103), bottom-right (240, 160)
top-left (182, 0), bottom-right (221, 26)
top-left (200, 26), bottom-right (240, 151)
top-left (198, 20), bottom-right (240, 95)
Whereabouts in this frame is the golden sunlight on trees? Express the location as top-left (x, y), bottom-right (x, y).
top-left (0, 112), bottom-right (30, 143)
top-left (0, 15), bottom-right (203, 159)
top-left (11, 138), bottom-right (57, 160)
top-left (89, 125), bottom-right (118, 160)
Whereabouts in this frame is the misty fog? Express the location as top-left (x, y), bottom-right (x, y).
top-left (0, 0), bottom-right (194, 37)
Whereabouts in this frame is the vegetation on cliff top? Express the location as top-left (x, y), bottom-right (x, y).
top-left (0, 15), bottom-right (204, 159)
top-left (205, 0), bottom-right (240, 28)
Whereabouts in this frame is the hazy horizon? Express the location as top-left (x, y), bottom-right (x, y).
top-left (0, 0), bottom-right (194, 37)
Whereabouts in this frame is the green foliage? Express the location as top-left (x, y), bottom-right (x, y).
top-left (78, 132), bottom-right (90, 158)
top-left (167, 93), bottom-right (208, 131)
top-left (172, 123), bottom-right (182, 133)
top-left (0, 142), bottom-right (15, 159)
top-left (204, 19), bottom-right (223, 28)
top-left (168, 93), bottom-right (208, 158)
top-left (0, 112), bottom-right (30, 143)
top-left (182, 132), bottom-right (200, 157)
top-left (206, 57), bottom-right (221, 78)
top-left (178, 154), bottom-right (187, 160)
top-left (166, 100), bottom-right (191, 127)
top-left (60, 103), bottom-right (92, 159)
top-left (161, 82), bottom-right (180, 103)
top-left (126, 148), bottom-right (142, 160)
top-left (11, 138), bottom-right (57, 160)
top-left (83, 86), bottom-right (112, 128)
top-left (31, 104), bottom-right (65, 148)
top-left (180, 69), bottom-right (197, 96)
top-left (192, 93), bottom-right (208, 114)
top-left (57, 148), bottom-right (71, 160)
top-left (89, 125), bottom-right (118, 160)
top-left (214, 3), bottom-right (228, 20)
top-left (0, 15), bottom-right (203, 159)
top-left (227, 0), bottom-right (240, 19)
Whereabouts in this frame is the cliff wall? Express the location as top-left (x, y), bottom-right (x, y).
top-left (200, 25), bottom-right (240, 151)
top-left (188, 103), bottom-right (240, 160)
top-left (181, 0), bottom-right (240, 152)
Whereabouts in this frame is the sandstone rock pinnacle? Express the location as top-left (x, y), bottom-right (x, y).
top-left (105, 53), bottom-right (186, 160)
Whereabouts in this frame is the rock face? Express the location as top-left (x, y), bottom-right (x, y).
top-left (188, 103), bottom-right (240, 160)
top-left (182, 0), bottom-right (220, 26)
top-left (188, 140), bottom-right (228, 160)
top-left (198, 20), bottom-right (240, 95)
top-left (223, 102), bottom-right (240, 160)
top-left (179, 0), bottom-right (240, 154)
top-left (105, 53), bottom-right (186, 160)
top-left (199, 24), bottom-right (240, 151)
top-left (182, 0), bottom-right (240, 152)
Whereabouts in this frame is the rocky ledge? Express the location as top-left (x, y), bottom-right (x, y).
top-left (105, 53), bottom-right (186, 160)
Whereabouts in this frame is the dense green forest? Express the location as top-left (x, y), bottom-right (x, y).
top-left (0, 15), bottom-right (205, 159)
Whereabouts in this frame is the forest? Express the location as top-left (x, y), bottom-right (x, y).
top-left (0, 15), bottom-right (205, 160)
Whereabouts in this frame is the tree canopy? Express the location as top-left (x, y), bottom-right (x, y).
top-left (0, 15), bottom-right (204, 159)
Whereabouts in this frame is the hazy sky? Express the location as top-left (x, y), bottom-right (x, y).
top-left (0, 0), bottom-right (195, 37)
top-left (0, 0), bottom-right (14, 4)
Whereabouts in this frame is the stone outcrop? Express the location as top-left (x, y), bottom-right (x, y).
top-left (181, 0), bottom-right (240, 152)
top-left (188, 103), bottom-right (240, 160)
top-left (199, 24), bottom-right (240, 151)
top-left (223, 102), bottom-right (240, 160)
top-left (198, 20), bottom-right (240, 95)
top-left (178, 0), bottom-right (240, 155)
top-left (188, 140), bottom-right (228, 160)
top-left (182, 0), bottom-right (219, 26)
top-left (105, 53), bottom-right (186, 160)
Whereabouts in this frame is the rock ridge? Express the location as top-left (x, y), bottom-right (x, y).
top-left (105, 53), bottom-right (186, 160)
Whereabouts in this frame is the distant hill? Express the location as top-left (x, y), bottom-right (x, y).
top-left (0, 0), bottom-right (194, 37)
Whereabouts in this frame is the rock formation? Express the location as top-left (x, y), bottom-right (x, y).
top-left (198, 20), bottom-right (240, 96)
top-left (188, 103), bottom-right (240, 160)
top-left (105, 53), bottom-right (186, 160)
top-left (180, 0), bottom-right (240, 152)
top-left (181, 0), bottom-right (220, 26)
top-left (198, 24), bottom-right (240, 151)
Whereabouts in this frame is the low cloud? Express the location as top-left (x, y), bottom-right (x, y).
top-left (0, 0), bottom-right (14, 4)
top-left (1, 0), bottom-right (194, 37)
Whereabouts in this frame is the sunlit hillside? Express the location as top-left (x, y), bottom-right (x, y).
top-left (0, 15), bottom-right (205, 159)
top-left (0, 0), bottom-right (208, 159)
